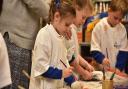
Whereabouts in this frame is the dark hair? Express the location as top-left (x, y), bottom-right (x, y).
top-left (109, 0), bottom-right (128, 16)
top-left (0, 0), bottom-right (3, 15)
top-left (74, 0), bottom-right (93, 11)
top-left (48, 0), bottom-right (76, 23)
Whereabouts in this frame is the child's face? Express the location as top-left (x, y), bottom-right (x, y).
top-left (58, 16), bottom-right (74, 36)
top-left (75, 6), bottom-right (92, 28)
top-left (53, 12), bottom-right (74, 35)
top-left (108, 10), bottom-right (123, 27)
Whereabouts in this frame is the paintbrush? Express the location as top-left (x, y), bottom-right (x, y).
top-left (110, 72), bottom-right (116, 80)
top-left (102, 67), bottom-right (106, 80)
top-left (60, 59), bottom-right (78, 80)
top-left (106, 48), bottom-right (109, 59)
top-left (60, 59), bottom-right (67, 68)
top-left (110, 69), bottom-right (116, 80)
top-left (106, 48), bottom-right (110, 68)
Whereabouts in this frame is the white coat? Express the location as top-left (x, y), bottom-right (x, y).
top-left (29, 24), bottom-right (70, 89)
top-left (65, 24), bottom-right (79, 63)
top-left (91, 17), bottom-right (128, 68)
top-left (0, 33), bottom-right (11, 88)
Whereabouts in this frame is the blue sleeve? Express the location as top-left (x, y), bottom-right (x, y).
top-left (125, 59), bottom-right (128, 74)
top-left (64, 75), bottom-right (75, 86)
top-left (116, 51), bottom-right (128, 71)
top-left (91, 51), bottom-right (105, 64)
top-left (42, 66), bottom-right (62, 79)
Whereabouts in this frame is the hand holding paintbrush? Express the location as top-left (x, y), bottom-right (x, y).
top-left (102, 58), bottom-right (110, 70)
top-left (62, 66), bottom-right (74, 78)
top-left (60, 59), bottom-right (74, 78)
top-left (102, 48), bottom-right (110, 70)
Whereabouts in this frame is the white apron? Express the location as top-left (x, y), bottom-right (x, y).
top-left (29, 24), bottom-right (70, 89)
top-left (65, 24), bottom-right (80, 63)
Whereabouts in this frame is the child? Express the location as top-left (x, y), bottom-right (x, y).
top-left (29, 0), bottom-right (76, 89)
top-left (91, 0), bottom-right (128, 72)
top-left (65, 0), bottom-right (94, 80)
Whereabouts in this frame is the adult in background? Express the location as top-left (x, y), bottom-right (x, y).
top-left (0, 0), bottom-right (49, 89)
top-left (0, 0), bottom-right (12, 88)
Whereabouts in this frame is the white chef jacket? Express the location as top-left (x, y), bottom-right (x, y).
top-left (91, 17), bottom-right (128, 68)
top-left (29, 24), bottom-right (70, 89)
top-left (65, 24), bottom-right (80, 63)
top-left (0, 33), bottom-right (11, 88)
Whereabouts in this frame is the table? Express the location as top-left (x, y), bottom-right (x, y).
top-left (71, 71), bottom-right (128, 89)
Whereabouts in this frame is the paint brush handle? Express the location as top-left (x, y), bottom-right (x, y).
top-left (103, 67), bottom-right (106, 80)
top-left (110, 72), bottom-right (116, 80)
top-left (60, 59), bottom-right (67, 68)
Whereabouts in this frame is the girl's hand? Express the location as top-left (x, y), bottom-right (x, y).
top-left (102, 58), bottom-right (110, 70)
top-left (81, 70), bottom-right (92, 80)
top-left (86, 63), bottom-right (94, 72)
top-left (62, 66), bottom-right (74, 78)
